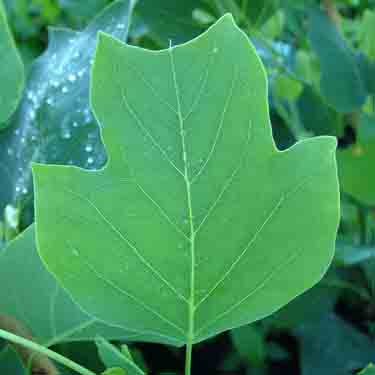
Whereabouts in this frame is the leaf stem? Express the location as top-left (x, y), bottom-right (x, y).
top-left (0, 328), bottom-right (96, 375)
top-left (184, 341), bottom-right (193, 375)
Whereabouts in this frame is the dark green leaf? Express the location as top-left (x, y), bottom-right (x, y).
top-left (297, 314), bottom-right (375, 375)
top-left (308, 9), bottom-right (367, 113)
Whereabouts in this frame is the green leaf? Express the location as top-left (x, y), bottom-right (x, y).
top-left (359, 9), bottom-right (375, 60)
top-left (96, 337), bottom-right (145, 375)
top-left (0, 0), bottom-right (24, 124)
top-left (297, 314), bottom-right (375, 375)
top-left (0, 225), bottom-right (138, 345)
top-left (135, 0), bottom-right (207, 46)
top-left (0, 0), bottom-right (134, 215)
top-left (273, 74), bottom-right (303, 102)
top-left (242, 0), bottom-right (278, 29)
top-left (59, 0), bottom-right (112, 27)
top-left (0, 348), bottom-right (24, 375)
top-left (359, 364), bottom-right (375, 375)
top-left (297, 86), bottom-right (344, 137)
top-left (308, 9), bottom-right (367, 113)
top-left (102, 368), bottom-right (126, 375)
top-left (230, 325), bottom-right (265, 366)
top-left (33, 15), bottom-right (339, 347)
top-left (337, 141), bottom-right (375, 206)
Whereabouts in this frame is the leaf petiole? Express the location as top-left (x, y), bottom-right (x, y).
top-left (0, 328), bottom-right (96, 375)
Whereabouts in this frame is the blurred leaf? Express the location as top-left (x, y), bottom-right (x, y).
top-left (0, 348), bottom-right (24, 375)
top-left (308, 9), bottom-right (367, 113)
top-left (360, 363), bottom-right (375, 374)
top-left (297, 86), bottom-right (344, 137)
top-left (294, 50), bottom-right (320, 87)
top-left (231, 325), bottom-right (265, 366)
top-left (263, 280), bottom-right (338, 330)
top-left (59, 0), bottom-right (112, 27)
top-left (0, 0), bottom-right (24, 125)
top-left (242, 0), bottom-right (278, 29)
top-left (358, 112), bottom-right (375, 143)
top-left (33, 15), bottom-right (339, 347)
top-left (102, 368), bottom-right (126, 375)
top-left (359, 9), bottom-right (375, 59)
top-left (261, 9), bottom-right (285, 39)
top-left (357, 53), bottom-right (375, 96)
top-left (297, 314), bottom-right (375, 375)
top-left (0, 225), bottom-right (140, 344)
top-left (135, 0), bottom-right (208, 46)
top-left (273, 74), bottom-right (303, 102)
top-left (338, 141), bottom-right (375, 206)
top-left (96, 337), bottom-right (145, 375)
top-left (0, 0), bottom-right (134, 216)
top-left (335, 244), bottom-right (375, 266)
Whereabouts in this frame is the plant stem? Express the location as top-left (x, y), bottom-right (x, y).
top-left (0, 328), bottom-right (96, 375)
top-left (184, 342), bottom-right (193, 375)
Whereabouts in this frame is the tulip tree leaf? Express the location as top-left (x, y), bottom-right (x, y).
top-left (0, 0), bottom-right (24, 124)
top-left (0, 225), bottom-right (139, 345)
top-left (33, 15), bottom-right (339, 347)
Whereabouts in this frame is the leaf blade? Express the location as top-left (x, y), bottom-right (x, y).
top-left (33, 15), bottom-right (340, 346)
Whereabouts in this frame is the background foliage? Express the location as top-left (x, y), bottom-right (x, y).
top-left (1, 0), bottom-right (375, 374)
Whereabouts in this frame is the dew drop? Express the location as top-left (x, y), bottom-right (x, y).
top-left (72, 249), bottom-right (79, 257)
top-left (117, 23), bottom-right (126, 29)
top-left (46, 97), bottom-right (54, 106)
top-left (87, 157), bottom-right (94, 164)
top-left (77, 69), bottom-right (85, 78)
top-left (85, 144), bottom-right (93, 153)
top-left (68, 74), bottom-right (77, 82)
top-left (51, 80), bottom-right (60, 88)
top-left (62, 129), bottom-right (72, 139)
top-left (7, 148), bottom-right (13, 156)
top-left (62, 86), bottom-right (69, 94)
top-left (73, 121), bottom-right (79, 128)
top-left (29, 110), bottom-right (36, 120)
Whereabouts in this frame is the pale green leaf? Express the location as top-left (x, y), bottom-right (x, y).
top-left (33, 15), bottom-right (339, 347)
top-left (96, 337), bottom-right (145, 375)
top-left (0, 0), bottom-right (24, 124)
top-left (0, 225), bottom-right (138, 345)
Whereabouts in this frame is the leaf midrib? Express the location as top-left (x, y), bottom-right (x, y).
top-left (168, 45), bottom-right (196, 344)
